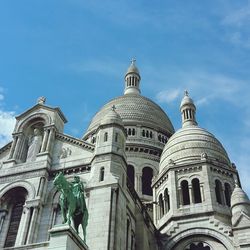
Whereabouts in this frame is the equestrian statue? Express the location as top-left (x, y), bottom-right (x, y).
top-left (53, 172), bottom-right (88, 242)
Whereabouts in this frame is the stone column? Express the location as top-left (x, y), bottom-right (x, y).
top-left (41, 128), bottom-right (49, 152)
top-left (139, 175), bottom-right (142, 193)
top-left (163, 197), bottom-right (166, 214)
top-left (37, 177), bottom-right (46, 197)
top-left (221, 186), bottom-right (226, 205)
top-left (178, 188), bottom-right (183, 207)
top-left (15, 206), bottom-right (31, 246)
top-left (189, 185), bottom-right (193, 204)
top-left (200, 185), bottom-right (205, 202)
top-left (0, 209), bottom-right (7, 234)
top-left (8, 136), bottom-right (18, 159)
top-left (135, 173), bottom-right (140, 193)
top-left (12, 134), bottom-right (22, 160)
top-left (46, 128), bottom-right (55, 152)
top-left (26, 206), bottom-right (39, 244)
top-left (50, 203), bottom-right (59, 229)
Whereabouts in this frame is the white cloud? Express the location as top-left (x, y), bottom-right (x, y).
top-left (0, 88), bottom-right (15, 148)
top-left (156, 89), bottom-right (181, 104)
top-left (69, 59), bottom-right (126, 77)
top-left (221, 3), bottom-right (250, 49)
top-left (0, 110), bottom-right (15, 148)
top-left (222, 4), bottom-right (250, 27)
top-left (152, 67), bottom-right (247, 107)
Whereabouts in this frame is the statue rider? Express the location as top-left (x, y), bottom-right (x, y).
top-left (71, 176), bottom-right (85, 213)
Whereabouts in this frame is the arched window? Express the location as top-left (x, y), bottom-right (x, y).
top-left (224, 183), bottom-right (231, 207)
top-left (149, 131), bottom-right (153, 138)
top-left (215, 180), bottom-right (223, 205)
top-left (192, 178), bottom-right (202, 203)
top-left (128, 128), bottom-right (131, 136)
top-left (159, 194), bottom-right (164, 218)
top-left (2, 187), bottom-right (28, 248)
top-left (164, 188), bottom-right (170, 213)
top-left (146, 130), bottom-right (149, 138)
top-left (104, 132), bottom-right (108, 142)
top-left (127, 165), bottom-right (135, 188)
top-left (142, 130), bottom-right (145, 137)
top-left (142, 167), bottom-right (153, 196)
top-left (132, 128), bottom-right (135, 136)
top-left (158, 134), bottom-right (161, 142)
top-left (181, 180), bottom-right (190, 205)
top-left (99, 167), bottom-right (105, 182)
top-left (115, 133), bottom-right (119, 142)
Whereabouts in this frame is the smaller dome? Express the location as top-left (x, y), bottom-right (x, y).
top-left (231, 184), bottom-right (250, 208)
top-left (125, 59), bottom-right (140, 76)
top-left (100, 106), bottom-right (123, 127)
top-left (159, 126), bottom-right (231, 173)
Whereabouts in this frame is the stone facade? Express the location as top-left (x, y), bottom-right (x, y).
top-left (0, 61), bottom-right (249, 250)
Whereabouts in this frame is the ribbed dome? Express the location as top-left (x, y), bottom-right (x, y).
top-left (84, 93), bottom-right (174, 137)
top-left (159, 126), bottom-right (231, 173)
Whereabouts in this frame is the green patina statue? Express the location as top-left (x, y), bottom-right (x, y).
top-left (53, 172), bottom-right (88, 242)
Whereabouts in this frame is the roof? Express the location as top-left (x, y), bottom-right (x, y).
top-left (84, 93), bottom-right (174, 138)
top-left (159, 125), bottom-right (231, 173)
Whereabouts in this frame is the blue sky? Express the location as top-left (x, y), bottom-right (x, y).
top-left (0, 0), bottom-right (250, 195)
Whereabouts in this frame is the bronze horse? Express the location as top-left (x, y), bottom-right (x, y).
top-left (53, 172), bottom-right (88, 242)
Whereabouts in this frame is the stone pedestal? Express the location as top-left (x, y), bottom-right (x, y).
top-left (48, 224), bottom-right (88, 250)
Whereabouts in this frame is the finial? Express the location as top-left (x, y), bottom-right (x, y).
top-left (37, 96), bottom-right (46, 105)
top-left (184, 90), bottom-right (189, 97)
top-left (111, 105), bottom-right (116, 111)
top-left (131, 58), bottom-right (136, 65)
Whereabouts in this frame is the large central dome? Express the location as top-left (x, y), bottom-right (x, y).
top-left (85, 93), bottom-right (174, 136)
top-left (84, 60), bottom-right (174, 139)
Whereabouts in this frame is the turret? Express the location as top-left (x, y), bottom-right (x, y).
top-left (124, 59), bottom-right (141, 95)
top-left (94, 105), bottom-right (126, 158)
top-left (180, 91), bottom-right (197, 127)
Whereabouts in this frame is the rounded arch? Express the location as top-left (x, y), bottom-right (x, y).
top-left (168, 228), bottom-right (234, 250)
top-left (0, 180), bottom-right (36, 201)
top-left (139, 163), bottom-right (157, 175)
top-left (16, 113), bottom-right (51, 133)
top-left (177, 176), bottom-right (190, 184)
top-left (190, 174), bottom-right (203, 181)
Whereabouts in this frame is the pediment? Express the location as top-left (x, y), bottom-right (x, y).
top-left (15, 104), bottom-right (67, 123)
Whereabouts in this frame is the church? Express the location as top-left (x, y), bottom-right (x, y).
top-left (0, 61), bottom-right (250, 250)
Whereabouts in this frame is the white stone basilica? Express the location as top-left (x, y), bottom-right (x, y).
top-left (0, 61), bottom-right (250, 250)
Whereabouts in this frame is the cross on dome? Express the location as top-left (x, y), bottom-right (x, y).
top-left (111, 105), bottom-right (116, 111)
top-left (37, 96), bottom-right (46, 105)
top-left (131, 58), bottom-right (136, 65)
